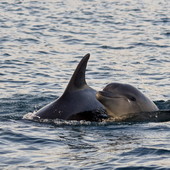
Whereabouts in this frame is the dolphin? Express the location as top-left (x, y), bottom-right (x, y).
top-left (96, 83), bottom-right (159, 121)
top-left (29, 54), bottom-right (106, 121)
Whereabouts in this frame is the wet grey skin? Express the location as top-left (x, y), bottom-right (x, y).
top-left (33, 54), bottom-right (106, 121)
top-left (96, 83), bottom-right (159, 119)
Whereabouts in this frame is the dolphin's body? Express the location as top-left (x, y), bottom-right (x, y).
top-left (31, 54), bottom-right (106, 121)
top-left (96, 83), bottom-right (159, 120)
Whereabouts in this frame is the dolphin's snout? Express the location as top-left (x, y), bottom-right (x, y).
top-left (96, 91), bottom-right (114, 99)
top-left (96, 91), bottom-right (102, 99)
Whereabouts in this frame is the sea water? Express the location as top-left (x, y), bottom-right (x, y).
top-left (0, 0), bottom-right (170, 169)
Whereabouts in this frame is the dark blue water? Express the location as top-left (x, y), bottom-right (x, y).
top-left (0, 0), bottom-right (170, 169)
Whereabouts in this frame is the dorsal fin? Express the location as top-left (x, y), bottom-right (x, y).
top-left (63, 53), bottom-right (90, 93)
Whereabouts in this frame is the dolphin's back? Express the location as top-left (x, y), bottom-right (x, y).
top-left (35, 88), bottom-right (106, 121)
top-left (31, 54), bottom-right (106, 121)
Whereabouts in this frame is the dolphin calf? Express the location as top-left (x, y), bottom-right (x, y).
top-left (29, 54), bottom-right (106, 121)
top-left (96, 83), bottom-right (159, 121)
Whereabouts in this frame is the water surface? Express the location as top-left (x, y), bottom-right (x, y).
top-left (0, 0), bottom-right (170, 169)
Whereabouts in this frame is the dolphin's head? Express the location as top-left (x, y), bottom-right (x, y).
top-left (96, 83), bottom-right (158, 118)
